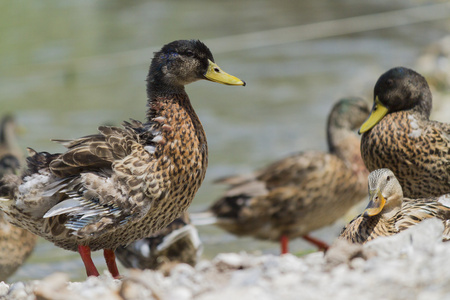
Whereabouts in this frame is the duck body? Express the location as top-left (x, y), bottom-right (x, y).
top-left (0, 210), bottom-right (37, 281)
top-left (0, 40), bottom-right (245, 277)
top-left (360, 67), bottom-right (450, 198)
top-left (198, 98), bottom-right (370, 253)
top-left (115, 212), bottom-right (201, 270)
top-left (5, 96), bottom-right (207, 253)
top-left (339, 168), bottom-right (450, 244)
top-left (0, 115), bottom-right (37, 281)
top-left (210, 150), bottom-right (367, 242)
top-left (340, 197), bottom-right (450, 243)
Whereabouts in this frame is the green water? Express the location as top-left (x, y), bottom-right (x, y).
top-left (1, 0), bottom-right (449, 281)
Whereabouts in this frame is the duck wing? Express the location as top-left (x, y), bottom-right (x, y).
top-left (50, 120), bottom-right (153, 177)
top-left (36, 120), bottom-right (165, 237)
top-left (395, 196), bottom-right (450, 232)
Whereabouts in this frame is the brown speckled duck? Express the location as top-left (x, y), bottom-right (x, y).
top-left (0, 40), bottom-right (245, 278)
top-left (0, 115), bottom-right (37, 281)
top-left (339, 168), bottom-right (450, 244)
top-left (193, 98), bottom-right (370, 254)
top-left (115, 212), bottom-right (201, 271)
top-left (359, 67), bottom-right (450, 198)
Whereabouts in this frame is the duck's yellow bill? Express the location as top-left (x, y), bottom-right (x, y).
top-left (358, 96), bottom-right (389, 134)
top-left (363, 190), bottom-right (386, 217)
top-left (204, 60), bottom-right (246, 86)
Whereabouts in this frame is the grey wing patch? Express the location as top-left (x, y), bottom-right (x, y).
top-left (43, 192), bottom-right (126, 235)
top-left (41, 177), bottom-right (74, 197)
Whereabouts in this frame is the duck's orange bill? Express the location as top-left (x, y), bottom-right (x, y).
top-left (363, 190), bottom-right (386, 217)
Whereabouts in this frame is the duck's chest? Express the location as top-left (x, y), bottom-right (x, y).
top-left (360, 112), bottom-right (427, 170)
top-left (159, 107), bottom-right (208, 184)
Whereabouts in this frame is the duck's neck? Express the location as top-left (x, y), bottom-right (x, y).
top-left (381, 190), bottom-right (403, 220)
top-left (411, 98), bottom-right (432, 120)
top-left (145, 86), bottom-right (207, 156)
top-left (146, 86), bottom-right (189, 121)
top-left (328, 127), bottom-right (368, 178)
top-left (380, 203), bottom-right (402, 220)
top-left (0, 120), bottom-right (21, 156)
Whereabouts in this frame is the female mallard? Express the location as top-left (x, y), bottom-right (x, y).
top-left (115, 212), bottom-right (201, 271)
top-left (339, 168), bottom-right (450, 244)
top-left (359, 67), bottom-right (450, 198)
top-left (193, 98), bottom-right (370, 254)
top-left (0, 115), bottom-right (37, 281)
top-left (0, 40), bottom-right (245, 278)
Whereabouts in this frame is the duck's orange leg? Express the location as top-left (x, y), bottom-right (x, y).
top-left (302, 234), bottom-right (329, 251)
top-left (78, 245), bottom-right (100, 277)
top-left (104, 249), bottom-right (120, 279)
top-left (280, 235), bottom-right (289, 254)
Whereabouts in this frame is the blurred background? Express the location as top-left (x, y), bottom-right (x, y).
top-left (1, 0), bottom-right (449, 281)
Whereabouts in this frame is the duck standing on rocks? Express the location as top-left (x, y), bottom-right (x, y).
top-left (115, 212), bottom-right (201, 272)
top-left (0, 115), bottom-right (37, 281)
top-left (0, 40), bottom-right (245, 278)
top-left (339, 168), bottom-right (450, 244)
top-left (193, 98), bottom-right (370, 254)
top-left (359, 67), bottom-right (450, 198)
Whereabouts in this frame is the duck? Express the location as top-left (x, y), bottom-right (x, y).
top-left (0, 115), bottom-right (24, 167)
top-left (0, 40), bottom-right (245, 278)
top-left (115, 212), bottom-right (201, 272)
top-left (192, 97), bottom-right (370, 254)
top-left (339, 168), bottom-right (450, 244)
top-left (359, 66), bottom-right (450, 199)
top-left (0, 115), bottom-right (37, 281)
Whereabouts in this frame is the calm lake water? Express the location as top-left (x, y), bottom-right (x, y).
top-left (1, 0), bottom-right (449, 281)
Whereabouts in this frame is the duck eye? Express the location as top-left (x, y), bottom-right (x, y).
top-left (185, 50), bottom-right (194, 57)
top-left (386, 176), bottom-right (390, 181)
top-left (386, 79), bottom-right (393, 86)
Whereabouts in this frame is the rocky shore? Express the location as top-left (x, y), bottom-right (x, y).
top-left (1, 219), bottom-right (449, 300)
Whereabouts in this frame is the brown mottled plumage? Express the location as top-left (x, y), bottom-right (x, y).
top-left (115, 212), bottom-right (201, 271)
top-left (193, 98), bottom-right (370, 253)
top-left (0, 40), bottom-right (244, 278)
top-left (359, 67), bottom-right (450, 198)
top-left (0, 116), bottom-right (37, 281)
top-left (339, 169), bottom-right (450, 244)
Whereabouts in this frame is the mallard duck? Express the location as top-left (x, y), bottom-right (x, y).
top-left (115, 212), bottom-right (201, 271)
top-left (193, 98), bottom-right (370, 254)
top-left (0, 40), bottom-right (245, 278)
top-left (359, 66), bottom-right (450, 198)
top-left (0, 115), bottom-right (37, 281)
top-left (0, 115), bottom-right (24, 167)
top-left (339, 168), bottom-right (450, 244)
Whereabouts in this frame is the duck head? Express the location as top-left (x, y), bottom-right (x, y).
top-left (363, 168), bottom-right (403, 218)
top-left (359, 67), bottom-right (432, 134)
top-left (147, 40), bottom-right (245, 94)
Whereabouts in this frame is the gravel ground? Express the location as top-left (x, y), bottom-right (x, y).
top-left (1, 219), bottom-right (449, 300)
